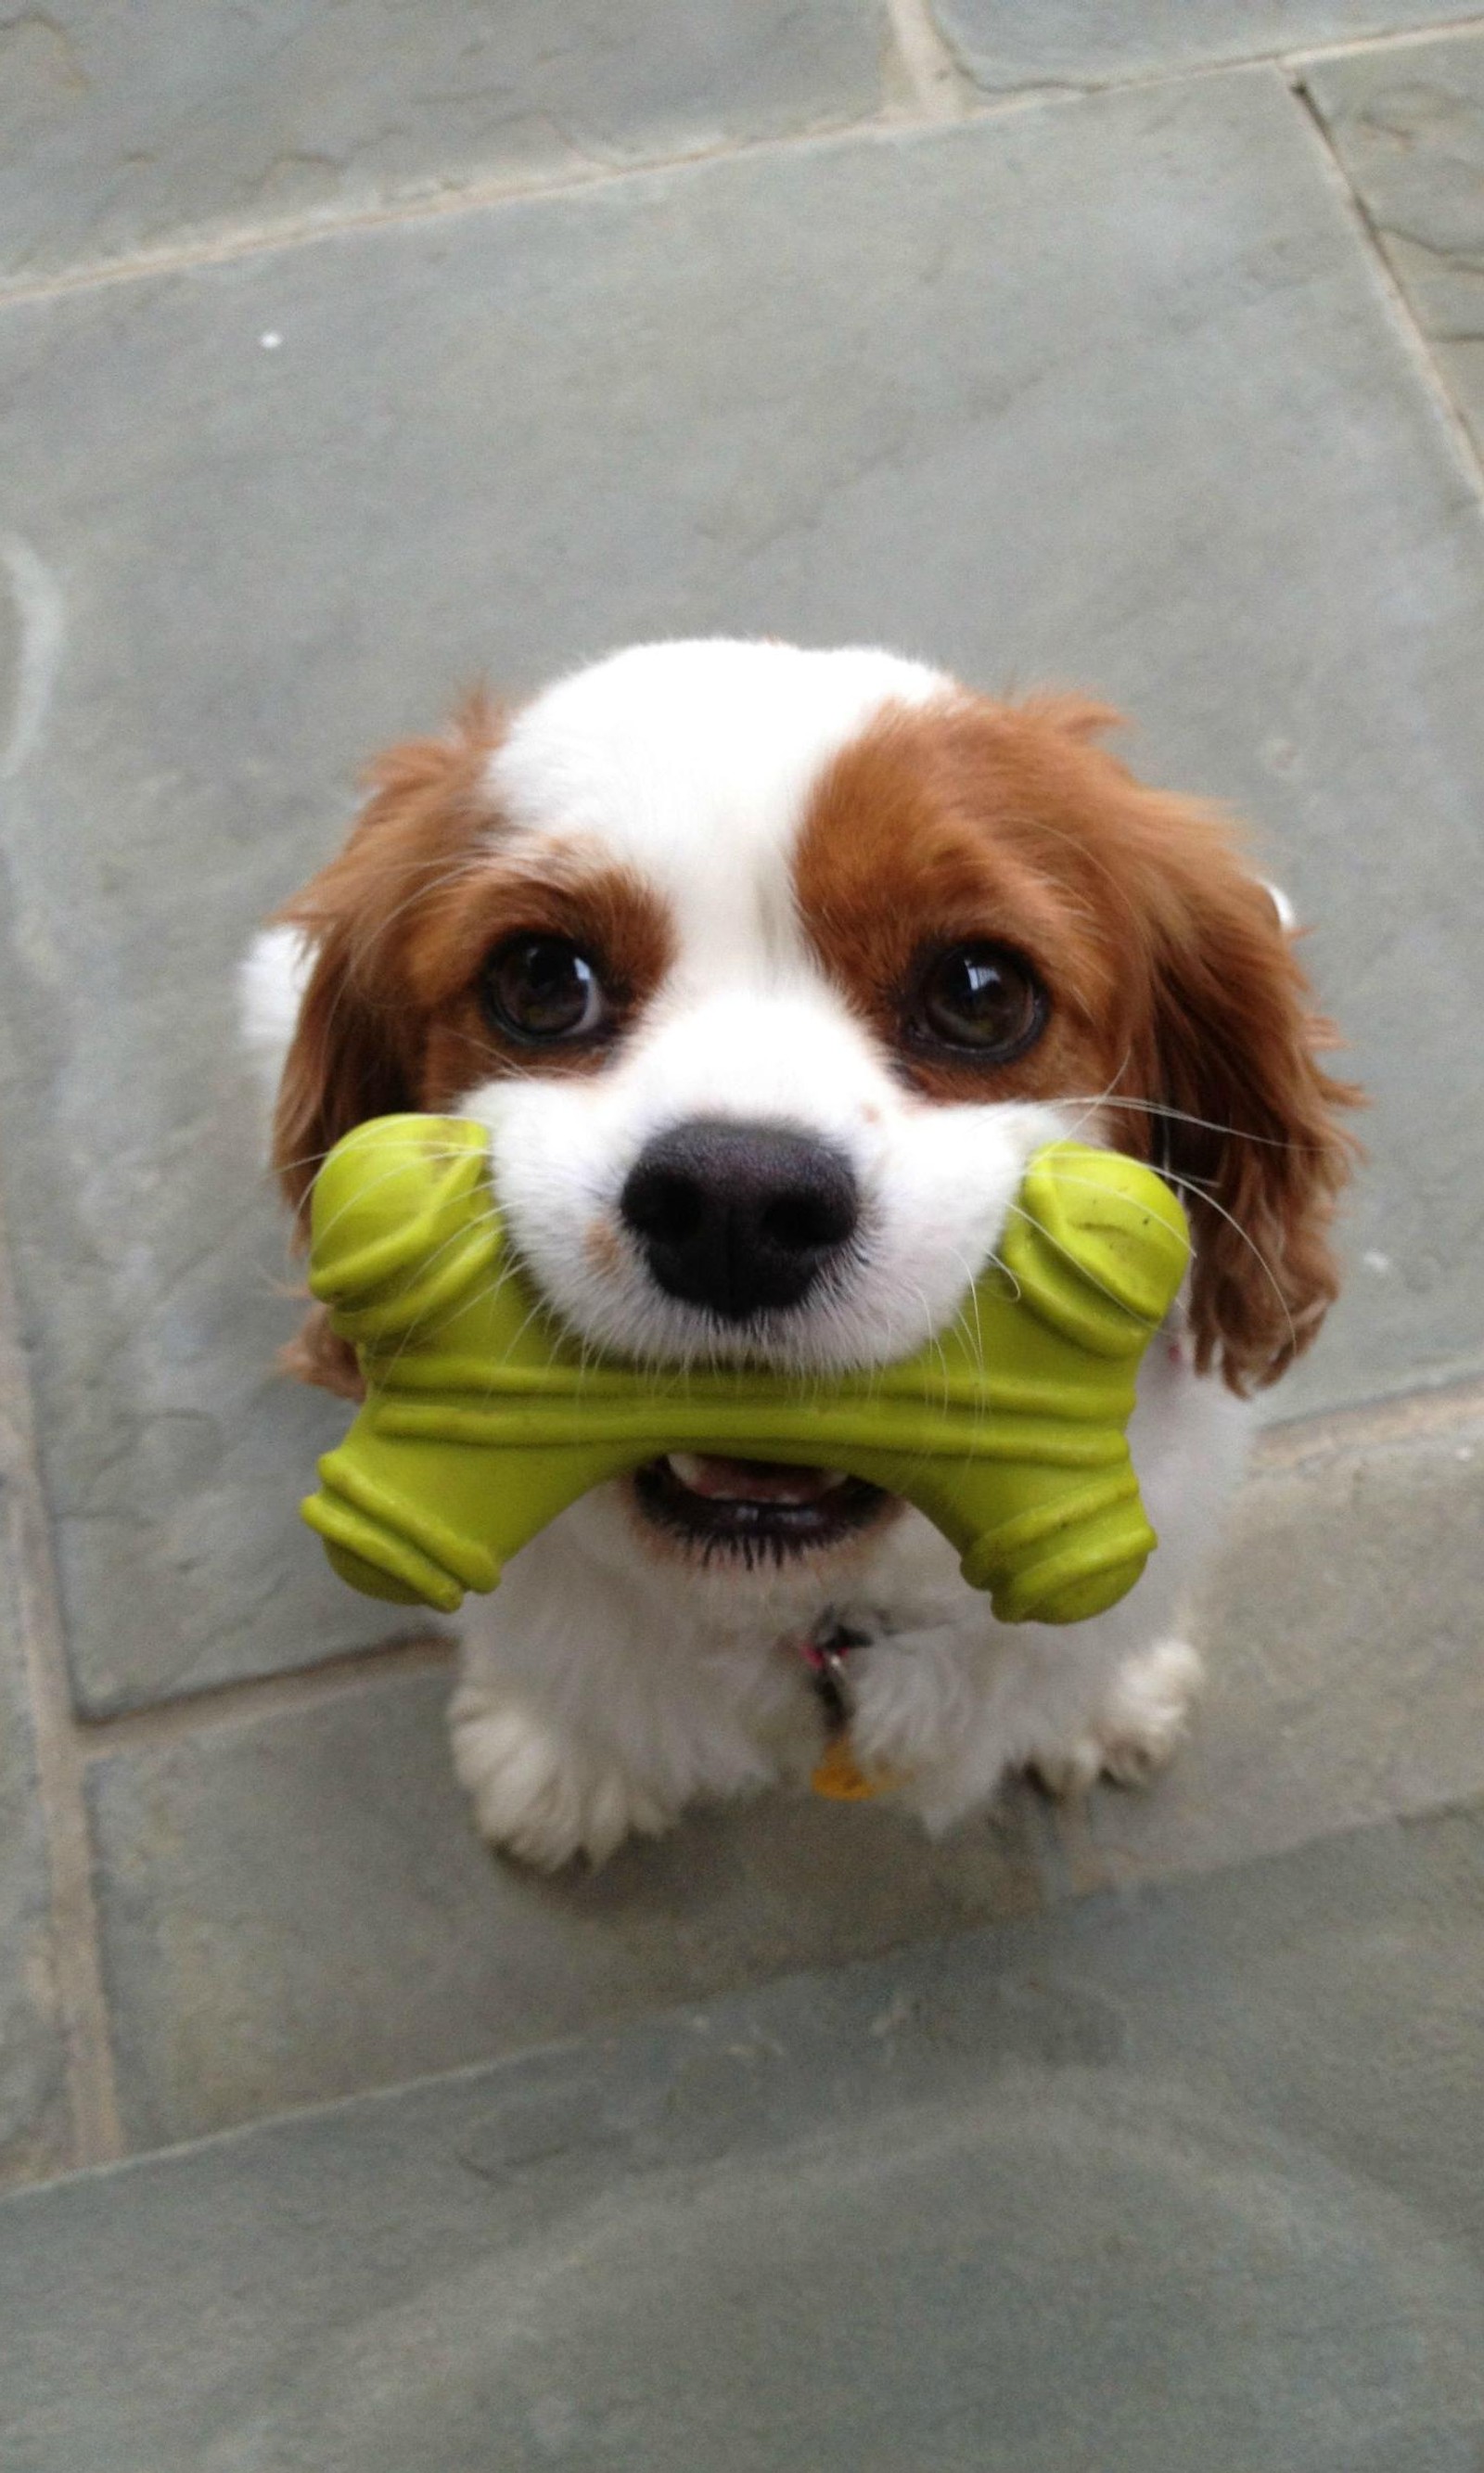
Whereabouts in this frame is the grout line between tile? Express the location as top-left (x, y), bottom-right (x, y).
top-left (0, 92), bottom-right (949, 315)
top-left (0, 1179), bottom-right (123, 2169)
top-left (1287, 70), bottom-right (1484, 501)
top-left (883, 0), bottom-right (968, 120)
top-left (4, 22), bottom-right (1480, 317)
top-left (1255, 1374), bottom-right (1484, 1468)
top-left (76, 1634), bottom-right (455, 1761)
top-left (0, 16), bottom-right (1479, 322)
top-left (894, 15), bottom-right (1484, 112)
top-left (1287, 11), bottom-right (1484, 67)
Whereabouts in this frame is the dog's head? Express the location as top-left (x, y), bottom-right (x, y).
top-left (263, 640), bottom-right (1357, 1572)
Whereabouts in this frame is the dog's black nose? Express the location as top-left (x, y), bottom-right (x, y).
top-left (620, 1120), bottom-right (860, 1321)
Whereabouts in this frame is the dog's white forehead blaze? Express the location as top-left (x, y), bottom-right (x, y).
top-left (485, 640), bottom-right (949, 980)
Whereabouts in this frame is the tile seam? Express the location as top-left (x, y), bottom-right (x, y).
top-left (19, 19), bottom-right (1484, 317)
top-left (0, 88), bottom-right (949, 314)
top-left (0, 1175), bottom-right (124, 2167)
top-left (1254, 1375), bottom-right (1484, 1467)
top-left (74, 1634), bottom-right (455, 1762)
top-left (883, 0), bottom-right (969, 119)
top-left (1287, 69), bottom-right (1484, 501)
top-left (889, 14), bottom-right (1484, 109)
top-left (1286, 11), bottom-right (1484, 67)
top-left (0, 15), bottom-right (1480, 320)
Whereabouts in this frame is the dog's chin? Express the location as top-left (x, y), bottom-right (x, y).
top-left (628, 1452), bottom-right (894, 1570)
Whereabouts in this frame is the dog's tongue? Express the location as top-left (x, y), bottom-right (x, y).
top-left (665, 1453), bottom-right (847, 1506)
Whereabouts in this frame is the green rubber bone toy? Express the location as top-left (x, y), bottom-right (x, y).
top-left (301, 1115), bottom-right (1189, 1629)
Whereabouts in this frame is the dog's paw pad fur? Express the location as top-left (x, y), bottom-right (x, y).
top-left (450, 1685), bottom-right (672, 1869)
top-left (1028, 1637), bottom-right (1202, 1801)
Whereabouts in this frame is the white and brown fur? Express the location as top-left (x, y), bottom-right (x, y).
top-left (244, 639), bottom-right (1357, 1867)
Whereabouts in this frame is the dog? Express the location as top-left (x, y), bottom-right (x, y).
top-left (243, 638), bottom-right (1357, 1867)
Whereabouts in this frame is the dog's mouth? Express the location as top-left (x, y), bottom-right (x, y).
top-left (630, 1452), bottom-right (890, 1564)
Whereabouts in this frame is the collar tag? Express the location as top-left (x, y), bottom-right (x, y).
top-left (790, 1622), bottom-right (906, 1800)
top-left (811, 1736), bottom-right (897, 1800)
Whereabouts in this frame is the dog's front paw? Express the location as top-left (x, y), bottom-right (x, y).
top-left (1028, 1636), bottom-right (1203, 1800)
top-left (449, 1682), bottom-right (674, 1869)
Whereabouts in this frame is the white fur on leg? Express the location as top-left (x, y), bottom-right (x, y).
top-left (816, 1352), bottom-right (1241, 1839)
top-left (841, 1623), bottom-right (1202, 1836)
top-left (445, 1352), bottom-right (1245, 1865)
top-left (447, 1493), bottom-right (823, 1867)
top-left (449, 1677), bottom-right (678, 1869)
top-left (1027, 1635), bottom-right (1204, 1800)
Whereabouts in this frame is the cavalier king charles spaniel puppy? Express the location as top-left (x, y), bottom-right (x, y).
top-left (244, 639), bottom-right (1356, 1867)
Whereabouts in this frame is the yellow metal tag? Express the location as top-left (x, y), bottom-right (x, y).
top-left (810, 1737), bottom-right (903, 1801)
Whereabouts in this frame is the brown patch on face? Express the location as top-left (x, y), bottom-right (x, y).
top-left (582, 1216), bottom-right (624, 1281)
top-left (412, 846), bottom-right (675, 1112)
top-left (796, 695), bottom-right (1126, 1108)
top-left (270, 695), bottom-right (674, 1246)
top-left (796, 693), bottom-right (1361, 1393)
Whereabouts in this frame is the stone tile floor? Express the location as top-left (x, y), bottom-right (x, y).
top-left (1, 4), bottom-right (1482, 2461)
top-left (6, 1806), bottom-right (1484, 2470)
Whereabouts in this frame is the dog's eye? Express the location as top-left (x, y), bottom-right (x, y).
top-left (908, 942), bottom-right (1046, 1061)
top-left (480, 936), bottom-right (612, 1043)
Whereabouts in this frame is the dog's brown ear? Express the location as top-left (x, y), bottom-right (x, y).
top-left (271, 917), bottom-right (415, 1232)
top-left (271, 696), bottom-right (501, 1235)
top-left (1132, 839), bottom-right (1362, 1394)
top-left (278, 1301), bottom-right (365, 1401)
top-left (996, 702), bottom-right (1361, 1394)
